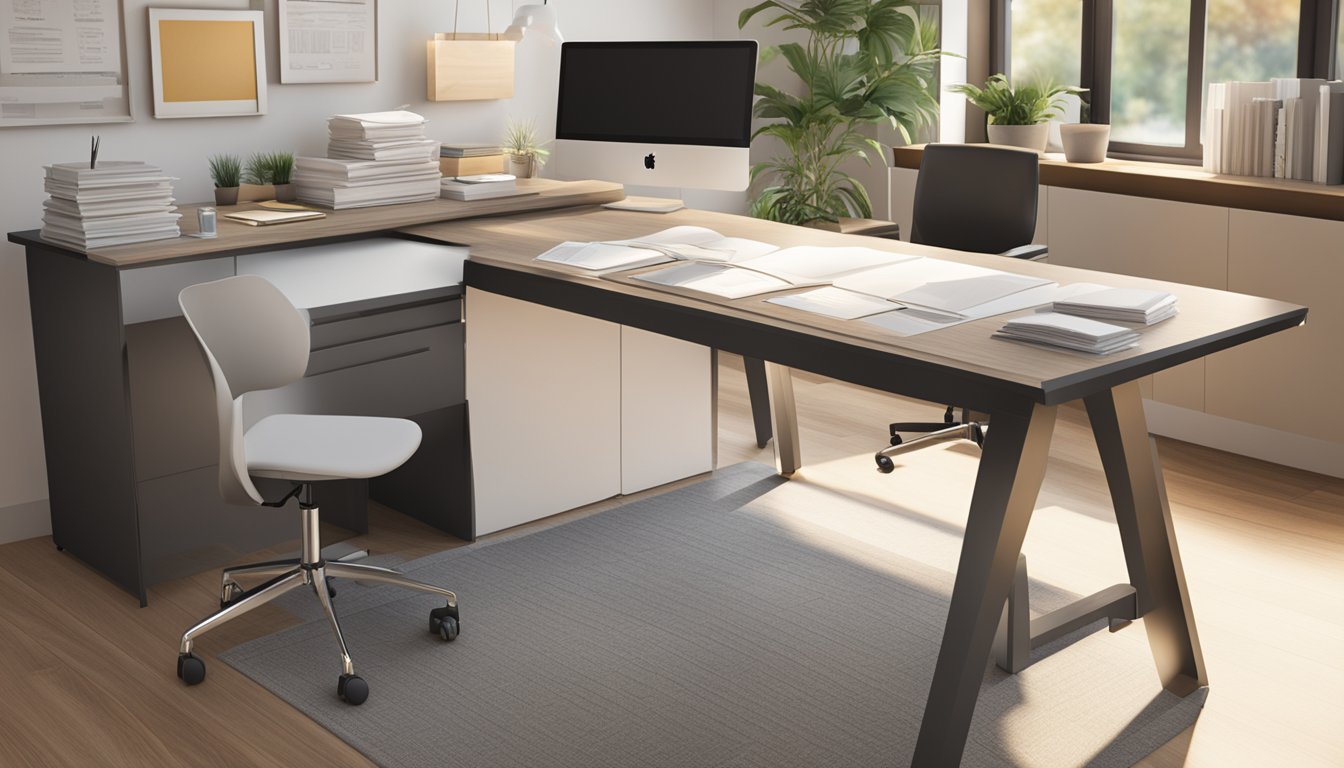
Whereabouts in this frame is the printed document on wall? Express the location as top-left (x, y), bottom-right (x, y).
top-left (279, 0), bottom-right (376, 84)
top-left (0, 0), bottom-right (130, 126)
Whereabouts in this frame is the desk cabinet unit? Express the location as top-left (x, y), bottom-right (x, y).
top-left (465, 289), bottom-right (715, 535)
top-left (17, 235), bottom-right (472, 604)
top-left (891, 166), bottom-right (1342, 477)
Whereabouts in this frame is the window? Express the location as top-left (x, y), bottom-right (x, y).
top-left (1110, 0), bottom-right (1190, 146)
top-left (997, 0), bottom-right (1342, 161)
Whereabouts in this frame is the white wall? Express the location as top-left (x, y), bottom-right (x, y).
top-left (0, 0), bottom-right (714, 542)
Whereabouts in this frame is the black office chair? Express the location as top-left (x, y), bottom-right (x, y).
top-left (876, 143), bottom-right (1046, 473)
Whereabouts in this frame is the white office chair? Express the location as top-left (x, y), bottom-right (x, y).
top-left (174, 275), bottom-right (460, 706)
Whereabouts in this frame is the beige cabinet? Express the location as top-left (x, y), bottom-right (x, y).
top-left (1047, 188), bottom-right (1229, 412)
top-left (465, 289), bottom-right (715, 535)
top-left (1206, 211), bottom-right (1343, 442)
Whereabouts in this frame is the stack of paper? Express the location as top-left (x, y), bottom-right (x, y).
top-left (994, 312), bottom-right (1141, 354)
top-left (296, 110), bottom-right (441, 209)
top-left (1053, 287), bottom-right (1178, 325)
top-left (40, 161), bottom-right (181, 250)
top-left (441, 144), bottom-right (503, 157)
top-left (441, 173), bottom-right (536, 202)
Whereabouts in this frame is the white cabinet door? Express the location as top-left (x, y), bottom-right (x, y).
top-left (1047, 187), bottom-right (1229, 411)
top-left (465, 289), bottom-right (621, 535)
top-left (1207, 211), bottom-right (1344, 442)
top-left (620, 327), bottom-right (714, 494)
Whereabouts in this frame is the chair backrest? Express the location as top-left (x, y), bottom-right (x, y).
top-left (178, 275), bottom-right (310, 506)
top-left (910, 143), bottom-right (1040, 254)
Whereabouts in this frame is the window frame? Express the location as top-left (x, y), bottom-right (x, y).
top-left (991, 0), bottom-right (1343, 163)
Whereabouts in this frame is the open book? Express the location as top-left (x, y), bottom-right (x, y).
top-left (535, 226), bottom-right (777, 272)
top-left (632, 245), bottom-right (918, 299)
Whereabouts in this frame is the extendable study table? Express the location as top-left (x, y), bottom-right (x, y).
top-left (405, 205), bottom-right (1306, 766)
top-left (13, 181), bottom-right (1306, 765)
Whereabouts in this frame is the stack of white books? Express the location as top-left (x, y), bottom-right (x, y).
top-left (1052, 287), bottom-right (1178, 325)
top-left (1205, 79), bottom-right (1344, 184)
top-left (295, 110), bottom-right (441, 209)
top-left (994, 312), bottom-right (1141, 354)
top-left (40, 161), bottom-right (181, 250)
top-left (441, 173), bottom-right (536, 201)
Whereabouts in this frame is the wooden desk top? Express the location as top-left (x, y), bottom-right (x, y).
top-left (893, 144), bottom-right (1344, 222)
top-left (405, 207), bottom-right (1306, 406)
top-left (7, 178), bottom-right (625, 268)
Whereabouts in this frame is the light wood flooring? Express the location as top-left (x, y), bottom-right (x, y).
top-left (0, 354), bottom-right (1339, 767)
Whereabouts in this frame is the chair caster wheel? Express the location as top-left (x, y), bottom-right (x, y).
top-left (177, 653), bottom-right (206, 686)
top-left (338, 674), bottom-right (368, 705)
top-left (430, 604), bottom-right (460, 641)
top-left (876, 455), bottom-right (895, 474)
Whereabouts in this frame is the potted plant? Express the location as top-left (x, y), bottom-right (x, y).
top-left (1059, 101), bottom-right (1109, 163)
top-left (243, 152), bottom-right (297, 201)
top-left (951, 74), bottom-right (1084, 153)
top-left (739, 0), bottom-right (943, 225)
top-left (208, 153), bottom-right (242, 206)
top-left (503, 119), bottom-right (549, 178)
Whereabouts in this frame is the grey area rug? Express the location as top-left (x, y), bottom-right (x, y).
top-left (220, 462), bottom-right (1204, 768)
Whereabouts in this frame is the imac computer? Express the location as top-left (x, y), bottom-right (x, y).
top-left (551, 41), bottom-right (757, 208)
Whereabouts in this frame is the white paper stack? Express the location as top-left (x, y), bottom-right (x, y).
top-left (1053, 287), bottom-right (1177, 325)
top-left (296, 110), bottom-right (442, 209)
top-left (994, 312), bottom-right (1141, 354)
top-left (40, 161), bottom-right (181, 250)
top-left (441, 173), bottom-right (536, 202)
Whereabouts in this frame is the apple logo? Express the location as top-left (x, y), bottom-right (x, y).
top-left (644, 153), bottom-right (656, 170)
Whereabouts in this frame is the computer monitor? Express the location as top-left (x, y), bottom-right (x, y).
top-left (551, 41), bottom-right (757, 193)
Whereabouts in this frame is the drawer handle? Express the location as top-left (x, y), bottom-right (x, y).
top-left (308, 346), bottom-right (430, 377)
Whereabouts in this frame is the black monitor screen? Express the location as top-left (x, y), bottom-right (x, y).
top-left (556, 41), bottom-right (757, 148)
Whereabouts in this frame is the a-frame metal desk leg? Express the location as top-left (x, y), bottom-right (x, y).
top-left (912, 401), bottom-right (1057, 766)
top-left (1085, 380), bottom-right (1207, 696)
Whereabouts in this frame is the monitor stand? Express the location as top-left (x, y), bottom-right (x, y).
top-left (602, 196), bottom-right (685, 213)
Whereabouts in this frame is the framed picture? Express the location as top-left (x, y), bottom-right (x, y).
top-left (148, 8), bottom-right (267, 119)
top-left (0, 0), bottom-right (133, 128)
top-left (278, 0), bottom-right (378, 84)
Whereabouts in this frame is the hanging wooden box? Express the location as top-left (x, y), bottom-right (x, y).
top-left (427, 33), bottom-right (515, 101)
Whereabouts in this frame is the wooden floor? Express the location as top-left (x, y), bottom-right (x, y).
top-left (0, 354), bottom-right (1339, 767)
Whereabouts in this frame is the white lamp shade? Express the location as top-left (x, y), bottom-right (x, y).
top-left (503, 4), bottom-right (562, 46)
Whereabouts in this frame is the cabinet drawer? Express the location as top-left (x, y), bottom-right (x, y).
top-left (246, 323), bottom-right (464, 425)
top-left (310, 299), bottom-right (461, 350)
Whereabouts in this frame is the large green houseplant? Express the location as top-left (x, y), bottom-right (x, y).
top-left (739, 0), bottom-right (942, 225)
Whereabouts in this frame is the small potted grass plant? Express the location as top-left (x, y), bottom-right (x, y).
top-left (503, 119), bottom-right (549, 179)
top-left (951, 74), bottom-right (1085, 153)
top-left (208, 153), bottom-right (242, 205)
top-left (243, 152), bottom-right (297, 202)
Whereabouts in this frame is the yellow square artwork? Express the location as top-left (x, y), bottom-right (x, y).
top-left (158, 20), bottom-right (258, 102)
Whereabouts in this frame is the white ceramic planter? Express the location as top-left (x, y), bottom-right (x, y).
top-left (987, 123), bottom-right (1050, 153)
top-left (1060, 124), bottom-right (1111, 163)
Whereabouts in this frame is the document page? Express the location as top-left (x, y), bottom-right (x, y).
top-left (632, 261), bottom-right (791, 299)
top-left (767, 286), bottom-right (903, 320)
top-left (535, 241), bottom-right (671, 272)
top-left (891, 273), bottom-right (1054, 314)
top-left (740, 245), bottom-right (918, 283)
top-left (833, 259), bottom-right (1007, 300)
top-left (606, 226), bottom-right (777, 263)
top-left (280, 0), bottom-right (376, 84)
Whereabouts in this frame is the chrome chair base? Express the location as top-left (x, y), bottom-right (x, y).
top-left (176, 496), bottom-right (459, 705)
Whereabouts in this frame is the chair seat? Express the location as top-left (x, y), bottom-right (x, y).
top-left (245, 414), bottom-right (422, 482)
